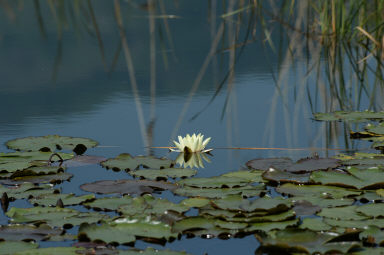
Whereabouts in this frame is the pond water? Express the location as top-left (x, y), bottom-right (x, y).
top-left (0, 1), bottom-right (383, 254)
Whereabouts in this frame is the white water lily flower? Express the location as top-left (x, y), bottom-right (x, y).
top-left (171, 133), bottom-right (212, 153)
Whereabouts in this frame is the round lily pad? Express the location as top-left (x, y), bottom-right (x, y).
top-left (28, 193), bottom-right (95, 207)
top-left (0, 224), bottom-right (62, 241)
top-left (173, 185), bottom-right (264, 198)
top-left (6, 135), bottom-right (98, 154)
top-left (177, 176), bottom-right (251, 188)
top-left (101, 153), bottom-right (174, 171)
top-left (131, 168), bottom-right (197, 180)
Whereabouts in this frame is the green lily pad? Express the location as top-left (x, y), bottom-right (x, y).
top-left (14, 247), bottom-right (86, 255)
top-left (80, 179), bottom-right (176, 195)
top-left (291, 196), bottom-right (354, 209)
top-left (6, 206), bottom-right (108, 228)
top-left (245, 218), bottom-right (299, 233)
top-left (0, 183), bottom-right (55, 200)
top-left (0, 241), bottom-right (38, 254)
top-left (28, 193), bottom-right (95, 207)
top-left (314, 111), bottom-right (384, 122)
top-left (262, 168), bottom-right (310, 184)
top-left (173, 185), bottom-right (263, 198)
top-left (256, 228), bottom-right (360, 254)
top-left (212, 195), bottom-right (292, 213)
top-left (221, 170), bottom-right (264, 182)
top-left (220, 209), bottom-right (296, 223)
top-left (350, 247), bottom-right (384, 255)
top-left (83, 195), bottom-right (136, 211)
top-left (181, 198), bottom-right (210, 208)
top-left (177, 176), bottom-right (251, 188)
top-left (317, 205), bottom-right (368, 220)
top-left (10, 172), bottom-right (73, 184)
top-left (62, 155), bottom-right (107, 167)
top-left (355, 203), bottom-right (384, 218)
top-left (0, 151), bottom-right (73, 173)
top-left (131, 168), bottom-right (197, 180)
top-left (101, 153), bottom-right (173, 171)
top-left (172, 216), bottom-right (247, 234)
top-left (247, 157), bottom-right (340, 173)
top-left (310, 167), bottom-right (384, 189)
top-left (299, 217), bottom-right (332, 231)
top-left (0, 224), bottom-right (62, 241)
top-left (324, 218), bottom-right (384, 229)
top-left (117, 194), bottom-right (190, 217)
top-left (276, 183), bottom-right (361, 198)
top-left (10, 166), bottom-right (65, 178)
top-left (79, 217), bottom-right (178, 244)
top-left (6, 135), bottom-right (98, 154)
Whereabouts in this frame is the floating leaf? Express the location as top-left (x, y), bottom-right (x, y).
top-left (83, 195), bottom-right (136, 211)
top-left (299, 217), bottom-right (332, 232)
top-left (181, 198), bottom-right (210, 208)
top-left (0, 241), bottom-right (38, 254)
top-left (256, 228), bottom-right (360, 254)
top-left (221, 170), bottom-right (264, 182)
top-left (0, 224), bottom-right (61, 241)
top-left (314, 111), bottom-right (384, 122)
top-left (131, 168), bottom-right (197, 180)
top-left (10, 166), bottom-right (65, 178)
top-left (0, 183), bottom-right (54, 200)
top-left (324, 218), bottom-right (384, 229)
top-left (317, 205), bottom-right (368, 220)
top-left (116, 247), bottom-right (192, 255)
top-left (355, 203), bottom-right (384, 218)
top-left (173, 185), bottom-right (263, 198)
top-left (6, 135), bottom-right (98, 154)
top-left (212, 195), bottom-right (292, 213)
top-left (62, 155), bottom-right (107, 167)
top-left (310, 167), bottom-right (384, 189)
top-left (79, 217), bottom-right (178, 244)
top-left (80, 179), bottom-right (176, 195)
top-left (101, 153), bottom-right (173, 171)
top-left (276, 183), bottom-right (361, 199)
top-left (359, 226), bottom-right (384, 245)
top-left (28, 193), bottom-right (95, 207)
top-left (6, 206), bottom-right (108, 228)
top-left (247, 157), bottom-right (339, 173)
top-left (117, 194), bottom-right (189, 217)
top-left (350, 247), bottom-right (384, 255)
top-left (10, 172), bottom-right (73, 185)
top-left (172, 216), bottom-right (247, 234)
top-left (245, 219), bottom-right (299, 233)
top-left (177, 176), bottom-right (251, 188)
top-left (262, 168), bottom-right (310, 184)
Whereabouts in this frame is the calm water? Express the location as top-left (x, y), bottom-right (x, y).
top-left (0, 1), bottom-right (381, 254)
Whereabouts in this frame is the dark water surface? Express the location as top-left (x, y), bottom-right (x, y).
top-left (0, 1), bottom-right (381, 254)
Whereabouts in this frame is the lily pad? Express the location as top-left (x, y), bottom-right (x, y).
top-left (117, 194), bottom-right (190, 217)
top-left (221, 170), bottom-right (264, 182)
top-left (10, 166), bottom-right (65, 178)
top-left (28, 193), bottom-right (95, 207)
top-left (117, 247), bottom-right (192, 255)
top-left (177, 176), bottom-right (251, 188)
top-left (0, 224), bottom-right (62, 241)
top-left (262, 168), bottom-right (310, 184)
top-left (256, 228), bottom-right (360, 254)
top-left (173, 185), bottom-right (263, 198)
top-left (83, 195), bottom-right (136, 211)
top-left (101, 153), bottom-right (173, 171)
top-left (212, 195), bottom-right (292, 213)
top-left (0, 183), bottom-right (55, 200)
top-left (172, 216), bottom-right (247, 234)
top-left (299, 217), bottom-right (332, 231)
top-left (6, 135), bottom-right (98, 154)
top-left (79, 217), bottom-right (178, 244)
top-left (314, 111), bottom-right (384, 122)
top-left (62, 155), bottom-right (107, 167)
top-left (80, 179), bottom-right (176, 195)
top-left (10, 172), bottom-right (73, 184)
top-left (131, 168), bottom-right (197, 180)
top-left (0, 241), bottom-right (38, 254)
top-left (181, 198), bottom-right (210, 208)
top-left (276, 183), bottom-right (361, 198)
top-left (355, 203), bottom-right (384, 218)
top-left (317, 205), bottom-right (368, 220)
top-left (245, 218), bottom-right (299, 233)
top-left (247, 157), bottom-right (340, 173)
top-left (359, 226), bottom-right (384, 245)
top-left (6, 206), bottom-right (108, 228)
top-left (310, 167), bottom-right (384, 189)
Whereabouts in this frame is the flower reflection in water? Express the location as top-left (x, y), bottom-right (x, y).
top-left (175, 152), bottom-right (211, 169)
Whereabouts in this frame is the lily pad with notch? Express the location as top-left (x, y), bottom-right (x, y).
top-left (80, 179), bottom-right (176, 195)
top-left (6, 135), bottom-right (98, 155)
top-left (101, 153), bottom-right (174, 171)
